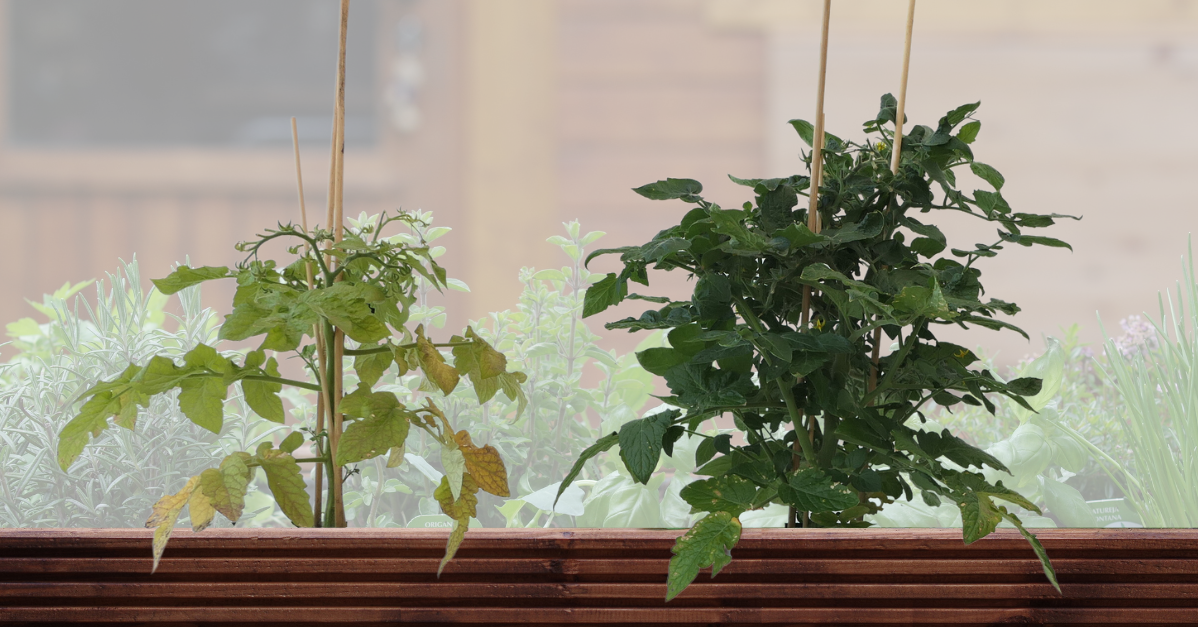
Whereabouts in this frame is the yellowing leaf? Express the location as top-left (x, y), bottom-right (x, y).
top-left (454, 431), bottom-right (509, 497)
top-left (499, 372), bottom-right (529, 418)
top-left (441, 445), bottom-right (467, 501)
top-left (257, 448), bottom-right (314, 528)
top-left (466, 327), bottom-right (507, 378)
top-left (200, 452), bottom-right (252, 521)
top-left (335, 413), bottom-right (411, 466)
top-left (187, 487), bottom-right (216, 532)
top-left (354, 348), bottom-right (393, 388)
top-left (387, 444), bottom-right (406, 468)
top-left (433, 474), bottom-right (479, 576)
top-left (145, 475), bottom-right (200, 573)
top-left (416, 326), bottom-right (459, 395)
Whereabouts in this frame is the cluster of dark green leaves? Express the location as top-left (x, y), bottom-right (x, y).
top-left (562, 96), bottom-right (1076, 600)
top-left (57, 212), bottom-right (520, 570)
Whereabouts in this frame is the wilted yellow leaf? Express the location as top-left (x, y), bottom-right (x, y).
top-left (145, 475), bottom-right (200, 573)
top-left (257, 448), bottom-right (315, 528)
top-left (200, 452), bottom-right (251, 521)
top-left (188, 488), bottom-right (216, 532)
top-left (466, 327), bottom-right (507, 379)
top-left (387, 444), bottom-right (406, 468)
top-left (416, 326), bottom-right (459, 395)
top-left (433, 474), bottom-right (479, 576)
top-left (454, 431), bottom-right (509, 497)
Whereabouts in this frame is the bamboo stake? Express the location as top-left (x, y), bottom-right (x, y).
top-left (322, 0), bottom-right (350, 528)
top-left (791, 0), bottom-right (832, 530)
top-left (292, 117), bottom-right (330, 527)
top-left (869, 0), bottom-right (917, 394)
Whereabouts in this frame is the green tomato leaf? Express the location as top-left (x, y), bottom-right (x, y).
top-left (279, 431), bottom-right (304, 455)
top-left (583, 273), bottom-right (627, 318)
top-left (633, 178), bottom-right (703, 201)
top-left (242, 358), bottom-right (284, 423)
top-left (957, 120), bottom-right (981, 144)
top-left (178, 375), bottom-right (227, 434)
top-left (151, 266), bottom-right (232, 295)
top-left (666, 511), bottom-right (742, 601)
top-left (618, 411), bottom-right (676, 484)
top-left (679, 475), bottom-right (758, 517)
top-left (555, 432), bottom-right (619, 509)
top-left (354, 348), bottom-right (393, 389)
top-left (970, 162), bottom-right (1005, 190)
top-left (777, 468), bottom-right (858, 513)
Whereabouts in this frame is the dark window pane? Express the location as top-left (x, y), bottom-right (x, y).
top-left (9, 0), bottom-right (378, 147)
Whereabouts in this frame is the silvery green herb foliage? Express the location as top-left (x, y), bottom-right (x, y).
top-left (55, 213), bottom-right (521, 572)
top-left (0, 260), bottom-right (286, 528)
top-left (564, 96), bottom-right (1076, 599)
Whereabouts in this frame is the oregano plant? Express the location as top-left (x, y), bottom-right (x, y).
top-left (560, 95), bottom-right (1076, 600)
top-left (57, 213), bottom-right (524, 572)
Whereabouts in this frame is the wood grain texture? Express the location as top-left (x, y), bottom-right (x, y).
top-left (2, 528), bottom-right (1198, 625)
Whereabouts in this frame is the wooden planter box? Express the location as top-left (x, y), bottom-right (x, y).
top-left (1, 528), bottom-right (1197, 625)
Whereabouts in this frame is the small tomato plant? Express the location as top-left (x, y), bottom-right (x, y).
top-left (561, 95), bottom-right (1077, 599)
top-left (57, 213), bottom-right (522, 572)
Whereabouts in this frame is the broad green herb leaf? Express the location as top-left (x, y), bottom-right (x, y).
top-left (666, 511), bottom-right (742, 601)
top-left (257, 448), bottom-right (314, 528)
top-left (146, 475), bottom-right (200, 573)
top-left (618, 411), bottom-right (675, 484)
top-left (151, 265), bottom-right (232, 295)
top-left (555, 432), bottom-right (619, 508)
top-left (335, 413), bottom-right (411, 466)
top-left (633, 178), bottom-right (703, 201)
top-left (778, 469), bottom-right (858, 513)
top-left (200, 452), bottom-right (252, 521)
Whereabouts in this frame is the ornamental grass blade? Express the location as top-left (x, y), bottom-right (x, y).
top-left (145, 475), bottom-right (200, 573)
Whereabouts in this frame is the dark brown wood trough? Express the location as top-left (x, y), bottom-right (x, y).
top-left (1, 528), bottom-right (1197, 625)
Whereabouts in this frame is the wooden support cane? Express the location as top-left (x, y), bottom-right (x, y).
top-left (868, 0), bottom-right (917, 393)
top-left (291, 117), bottom-right (331, 527)
top-left (790, 0), bottom-right (833, 529)
top-left (320, 0), bottom-right (350, 529)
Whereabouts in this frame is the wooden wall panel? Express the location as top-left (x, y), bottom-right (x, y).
top-left (2, 528), bottom-right (1197, 625)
